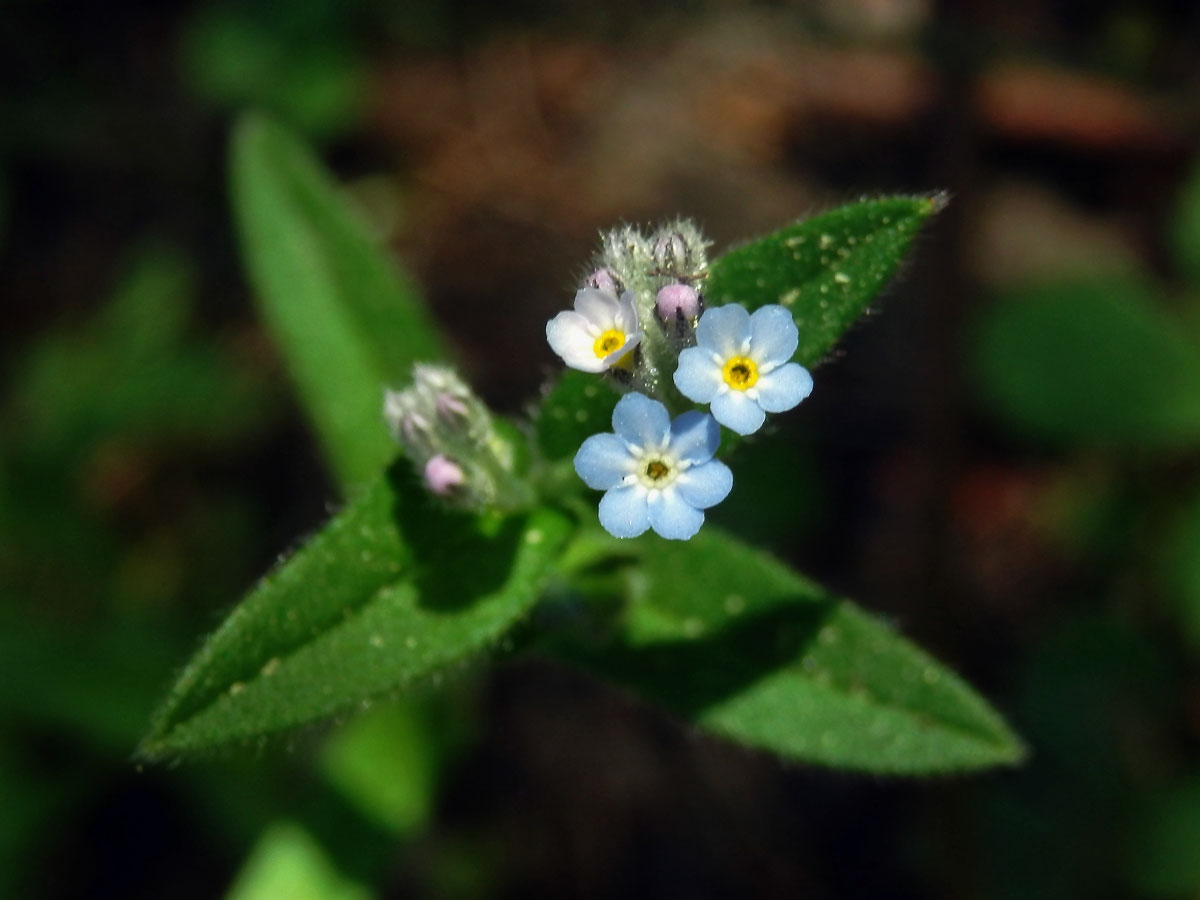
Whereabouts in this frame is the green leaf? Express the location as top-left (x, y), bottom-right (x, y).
top-left (140, 470), bottom-right (571, 759)
top-left (319, 703), bottom-right (438, 836)
top-left (705, 195), bottom-right (944, 367)
top-left (555, 530), bottom-right (1024, 774)
top-left (183, 5), bottom-right (365, 139)
top-left (1171, 158), bottom-right (1200, 288)
top-left (974, 278), bottom-right (1200, 447)
top-left (1160, 482), bottom-right (1200, 649)
top-left (224, 822), bottom-right (371, 900)
top-left (13, 241), bottom-right (269, 453)
top-left (232, 112), bottom-right (447, 489)
top-left (534, 370), bottom-right (620, 462)
top-left (1128, 775), bottom-right (1200, 896)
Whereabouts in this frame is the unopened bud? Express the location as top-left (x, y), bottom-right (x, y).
top-left (653, 232), bottom-right (688, 275)
top-left (584, 267), bottom-right (620, 296)
top-left (435, 392), bottom-right (469, 424)
top-left (600, 226), bottom-right (652, 284)
top-left (649, 221), bottom-right (709, 281)
top-left (656, 283), bottom-right (701, 323)
top-left (423, 454), bottom-right (465, 496)
top-left (402, 411), bottom-right (432, 445)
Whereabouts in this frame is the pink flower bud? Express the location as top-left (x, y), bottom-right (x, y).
top-left (656, 283), bottom-right (701, 323)
top-left (423, 454), bottom-right (465, 496)
top-left (584, 268), bottom-right (619, 296)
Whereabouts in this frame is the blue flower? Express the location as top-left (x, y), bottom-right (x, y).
top-left (673, 304), bottom-right (813, 435)
top-left (574, 393), bottom-right (733, 540)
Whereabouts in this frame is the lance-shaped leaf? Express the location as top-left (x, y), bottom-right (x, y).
top-left (231, 112), bottom-right (447, 488)
top-left (974, 278), bottom-right (1200, 447)
top-left (705, 195), bottom-right (944, 367)
top-left (139, 471), bottom-right (570, 759)
top-left (554, 529), bottom-right (1023, 775)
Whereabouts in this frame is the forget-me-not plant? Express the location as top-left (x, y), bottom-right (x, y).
top-left (144, 137), bottom-right (1022, 781)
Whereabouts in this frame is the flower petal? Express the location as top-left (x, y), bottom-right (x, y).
top-left (613, 290), bottom-right (641, 334)
top-left (753, 362), bottom-right (813, 413)
top-left (574, 433), bottom-right (634, 490)
top-left (668, 411), bottom-right (720, 464)
top-left (748, 305), bottom-right (799, 367)
top-left (598, 485), bottom-right (650, 538)
top-left (573, 288), bottom-right (621, 326)
top-left (695, 304), bottom-right (751, 358)
top-left (612, 392), bottom-right (671, 448)
top-left (675, 460), bottom-right (733, 510)
top-left (547, 311), bottom-right (604, 372)
top-left (647, 488), bottom-right (705, 540)
top-left (711, 389), bottom-right (766, 435)
top-left (673, 347), bottom-right (723, 403)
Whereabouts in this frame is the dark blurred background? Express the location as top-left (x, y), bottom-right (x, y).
top-left (4, 0), bottom-right (1200, 897)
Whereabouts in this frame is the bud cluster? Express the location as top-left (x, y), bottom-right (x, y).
top-left (384, 364), bottom-right (526, 509)
top-left (582, 220), bottom-right (711, 399)
top-left (546, 220), bottom-right (815, 540)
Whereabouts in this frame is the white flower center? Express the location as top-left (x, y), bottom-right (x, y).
top-left (633, 449), bottom-right (682, 489)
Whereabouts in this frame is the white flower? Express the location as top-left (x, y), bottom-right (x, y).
top-left (673, 304), bottom-right (813, 435)
top-left (546, 288), bottom-right (642, 373)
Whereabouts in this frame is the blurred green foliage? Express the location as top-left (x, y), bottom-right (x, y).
top-left (231, 112), bottom-right (448, 489)
top-left (975, 277), bottom-right (1200, 448)
top-left (223, 821), bottom-right (371, 900)
top-left (181, 2), bottom-right (367, 139)
top-left (971, 155), bottom-right (1200, 899)
top-left (0, 236), bottom-right (448, 894)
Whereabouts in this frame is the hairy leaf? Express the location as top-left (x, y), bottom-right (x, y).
top-left (975, 278), bottom-right (1200, 447)
top-left (534, 370), bottom-right (621, 462)
top-left (231, 112), bottom-right (446, 488)
top-left (140, 471), bottom-right (570, 759)
top-left (556, 529), bottom-right (1024, 774)
top-left (705, 195), bottom-right (943, 367)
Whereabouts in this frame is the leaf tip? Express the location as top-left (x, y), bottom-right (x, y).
top-left (922, 190), bottom-right (951, 217)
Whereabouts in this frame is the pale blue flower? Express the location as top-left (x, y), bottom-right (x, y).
top-left (574, 393), bottom-right (733, 540)
top-left (674, 304), bottom-right (813, 435)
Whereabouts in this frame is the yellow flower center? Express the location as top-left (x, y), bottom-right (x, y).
top-left (722, 356), bottom-right (759, 390)
top-left (644, 459), bottom-right (670, 481)
top-left (593, 329), bottom-right (626, 358)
